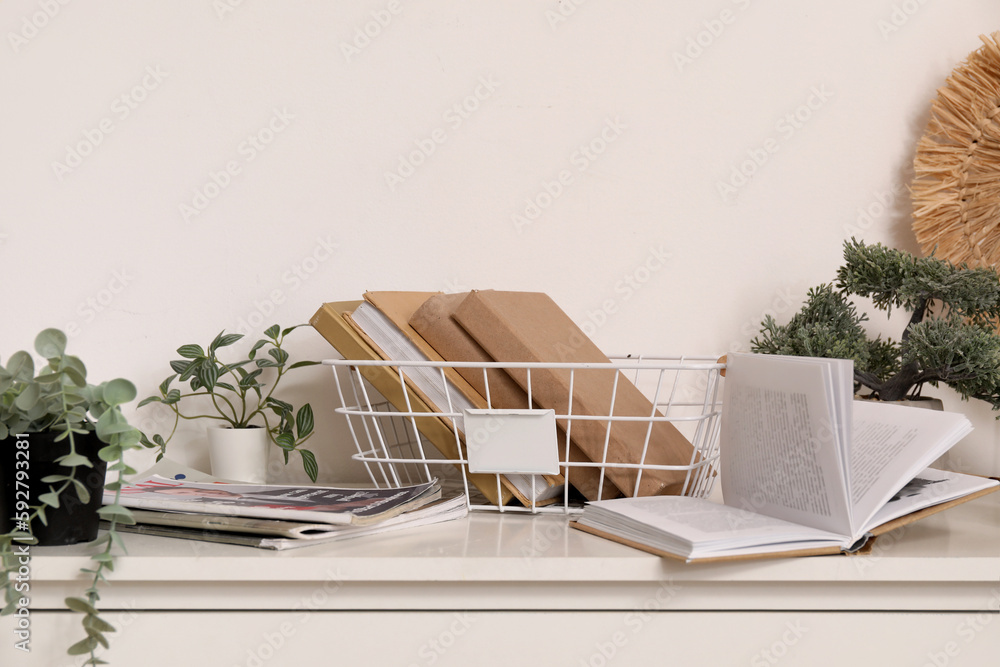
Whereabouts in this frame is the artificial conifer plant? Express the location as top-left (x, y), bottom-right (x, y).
top-left (751, 239), bottom-right (1000, 408)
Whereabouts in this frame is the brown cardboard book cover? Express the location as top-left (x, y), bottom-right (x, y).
top-left (453, 290), bottom-right (699, 497)
top-left (355, 291), bottom-right (561, 507)
top-left (309, 300), bottom-right (513, 507)
top-left (357, 291), bottom-right (488, 413)
top-left (410, 292), bottom-right (622, 501)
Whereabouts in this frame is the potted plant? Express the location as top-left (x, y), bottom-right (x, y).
top-left (140, 324), bottom-right (321, 482)
top-left (1, 328), bottom-right (142, 664)
top-left (751, 238), bottom-right (1000, 409)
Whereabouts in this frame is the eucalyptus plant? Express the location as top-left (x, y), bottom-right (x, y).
top-left (0, 328), bottom-right (142, 665)
top-left (140, 324), bottom-right (321, 481)
top-left (752, 238), bottom-right (1000, 407)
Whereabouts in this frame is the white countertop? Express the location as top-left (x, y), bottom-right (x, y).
top-left (23, 491), bottom-right (1000, 613)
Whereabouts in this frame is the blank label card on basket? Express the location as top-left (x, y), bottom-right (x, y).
top-left (464, 408), bottom-right (560, 475)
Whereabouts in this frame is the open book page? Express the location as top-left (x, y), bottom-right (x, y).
top-left (828, 357), bottom-right (854, 477)
top-left (862, 468), bottom-right (995, 533)
top-left (720, 354), bottom-right (852, 536)
top-left (577, 496), bottom-right (845, 560)
top-left (849, 400), bottom-right (973, 537)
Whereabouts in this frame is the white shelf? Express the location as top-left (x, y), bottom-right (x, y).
top-left (19, 491), bottom-right (1000, 610)
top-left (4, 492), bottom-right (999, 666)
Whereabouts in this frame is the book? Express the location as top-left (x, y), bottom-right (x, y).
top-left (310, 299), bottom-right (516, 506)
top-left (350, 291), bottom-right (483, 422)
top-left (409, 291), bottom-right (622, 501)
top-left (571, 353), bottom-right (1000, 562)
top-left (107, 474), bottom-right (442, 526)
top-left (409, 292), bottom-right (524, 407)
top-left (105, 495), bottom-right (468, 550)
top-left (452, 289), bottom-right (700, 497)
top-left (346, 292), bottom-right (564, 506)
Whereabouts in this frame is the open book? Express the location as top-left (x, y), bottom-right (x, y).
top-left (572, 353), bottom-right (999, 562)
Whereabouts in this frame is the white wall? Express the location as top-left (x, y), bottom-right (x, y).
top-left (3, 0), bottom-right (998, 483)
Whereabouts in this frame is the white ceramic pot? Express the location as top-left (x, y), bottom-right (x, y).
top-left (207, 426), bottom-right (269, 484)
top-left (856, 395), bottom-right (944, 411)
top-left (893, 397), bottom-right (944, 410)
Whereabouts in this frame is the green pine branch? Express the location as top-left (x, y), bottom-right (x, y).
top-left (753, 239), bottom-right (1000, 411)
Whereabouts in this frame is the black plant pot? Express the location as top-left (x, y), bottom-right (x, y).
top-left (0, 431), bottom-right (108, 546)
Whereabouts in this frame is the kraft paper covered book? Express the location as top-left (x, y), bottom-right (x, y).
top-left (348, 291), bottom-right (484, 426)
top-left (348, 291), bottom-right (563, 506)
top-left (571, 353), bottom-right (999, 562)
top-left (410, 291), bottom-right (622, 501)
top-left (310, 300), bottom-right (515, 507)
top-left (452, 290), bottom-right (700, 497)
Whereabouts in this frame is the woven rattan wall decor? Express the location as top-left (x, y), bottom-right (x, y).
top-left (912, 32), bottom-right (1000, 267)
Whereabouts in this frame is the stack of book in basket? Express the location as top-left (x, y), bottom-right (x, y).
top-left (310, 290), bottom-right (715, 509)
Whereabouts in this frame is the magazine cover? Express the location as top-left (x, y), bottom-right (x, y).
top-left (106, 475), bottom-right (442, 526)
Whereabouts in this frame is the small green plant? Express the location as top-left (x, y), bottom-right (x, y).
top-left (0, 328), bottom-right (142, 665)
top-left (140, 324), bottom-right (321, 481)
top-left (752, 238), bottom-right (1000, 407)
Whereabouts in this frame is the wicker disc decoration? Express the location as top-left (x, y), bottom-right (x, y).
top-left (912, 33), bottom-right (1000, 267)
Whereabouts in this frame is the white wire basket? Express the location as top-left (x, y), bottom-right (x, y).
top-left (325, 355), bottom-right (725, 514)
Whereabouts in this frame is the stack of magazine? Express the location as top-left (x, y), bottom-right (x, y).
top-left (103, 461), bottom-right (467, 550)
